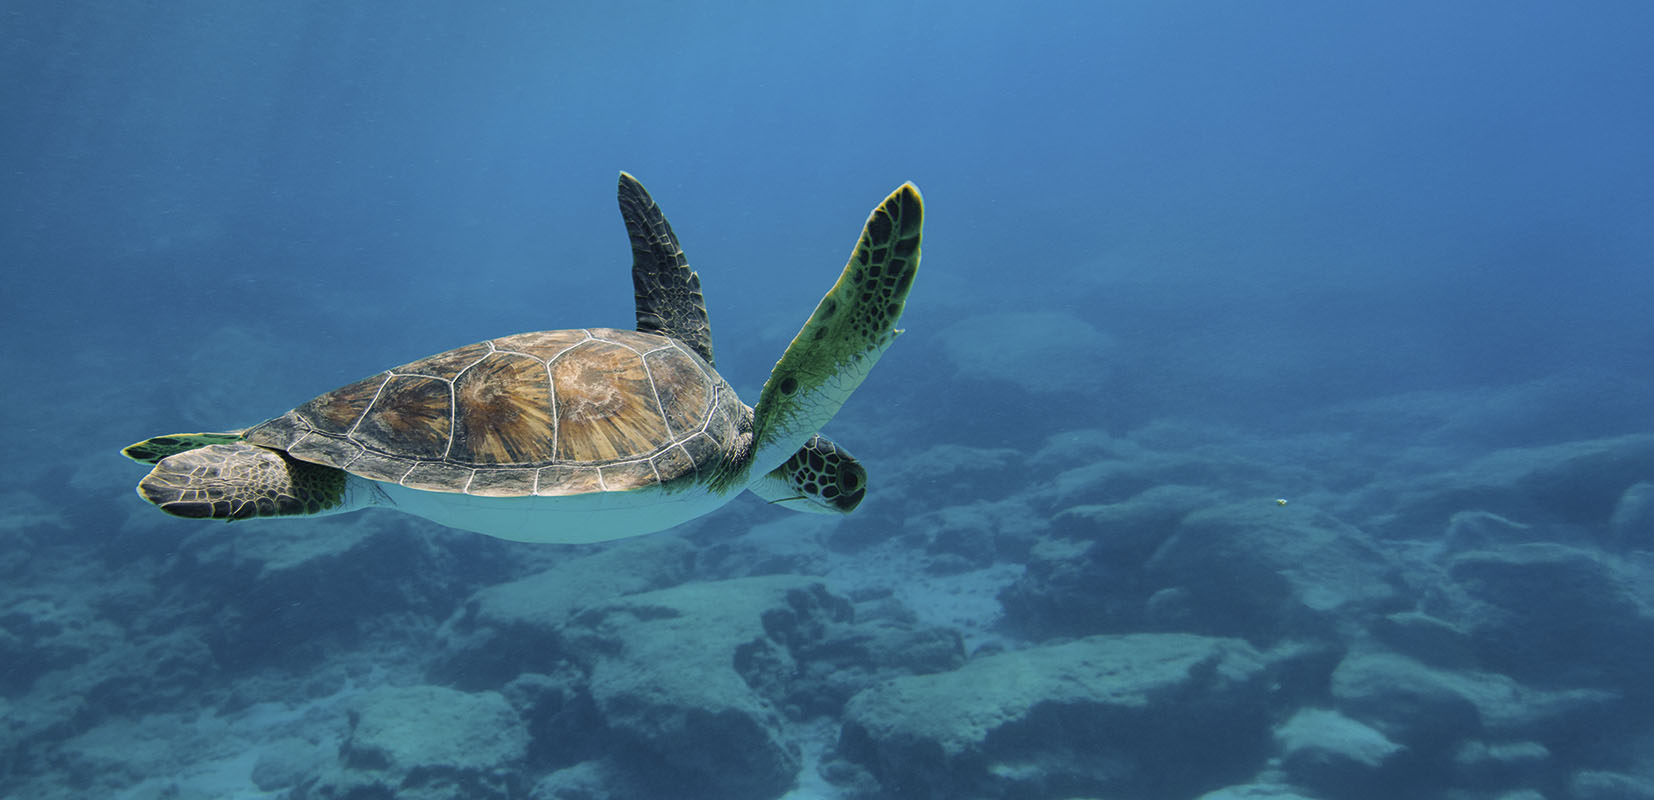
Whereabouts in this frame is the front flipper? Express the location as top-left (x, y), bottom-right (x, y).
top-left (619, 172), bottom-right (716, 364)
top-left (137, 443), bottom-right (347, 521)
top-left (121, 431), bottom-right (246, 464)
top-left (736, 182), bottom-right (923, 488)
top-left (748, 434), bottom-right (868, 514)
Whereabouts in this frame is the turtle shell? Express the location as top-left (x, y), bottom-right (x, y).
top-left (243, 328), bottom-right (745, 497)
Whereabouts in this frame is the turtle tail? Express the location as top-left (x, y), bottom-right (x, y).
top-left (136, 442), bottom-right (347, 521)
top-left (122, 432), bottom-right (247, 464)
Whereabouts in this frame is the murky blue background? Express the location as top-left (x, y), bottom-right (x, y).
top-left (4, 2), bottom-right (1653, 798)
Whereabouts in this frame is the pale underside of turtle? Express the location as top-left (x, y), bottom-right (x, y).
top-left (123, 173), bottom-right (923, 544)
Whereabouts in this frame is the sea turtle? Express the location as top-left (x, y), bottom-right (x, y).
top-left (122, 173), bottom-right (922, 544)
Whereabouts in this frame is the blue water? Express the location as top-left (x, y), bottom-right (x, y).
top-left (4, 3), bottom-right (1653, 799)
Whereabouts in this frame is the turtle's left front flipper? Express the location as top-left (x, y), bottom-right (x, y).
top-left (121, 432), bottom-right (246, 464)
top-left (136, 443), bottom-right (347, 521)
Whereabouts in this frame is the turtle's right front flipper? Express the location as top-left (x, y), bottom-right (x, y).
top-left (136, 443), bottom-right (347, 521)
top-left (747, 434), bottom-right (868, 514)
top-left (740, 182), bottom-right (923, 484)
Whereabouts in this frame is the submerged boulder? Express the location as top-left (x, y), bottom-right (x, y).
top-left (1441, 542), bottom-right (1654, 687)
top-left (1372, 434), bottom-right (1654, 533)
top-left (1609, 481), bottom-right (1654, 548)
top-left (1000, 484), bottom-right (1221, 638)
top-left (937, 310), bottom-right (1114, 394)
top-left (558, 574), bottom-right (960, 800)
top-left (1571, 769), bottom-right (1654, 800)
top-left (300, 685), bottom-right (529, 800)
top-left (837, 633), bottom-right (1271, 799)
top-left (435, 535), bottom-right (697, 688)
top-left (433, 560), bottom-right (965, 800)
top-left (1196, 785), bottom-right (1324, 800)
top-left (1274, 707), bottom-right (1406, 791)
top-left (558, 576), bottom-right (832, 799)
top-left (1329, 652), bottom-right (1620, 758)
top-left (1144, 502), bottom-right (1405, 641)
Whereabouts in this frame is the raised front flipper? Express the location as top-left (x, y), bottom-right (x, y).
top-left (738, 182), bottom-right (923, 486)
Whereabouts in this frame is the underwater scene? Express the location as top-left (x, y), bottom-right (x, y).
top-left (4, 2), bottom-right (1653, 798)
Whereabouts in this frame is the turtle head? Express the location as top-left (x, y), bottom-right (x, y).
top-left (747, 434), bottom-right (867, 514)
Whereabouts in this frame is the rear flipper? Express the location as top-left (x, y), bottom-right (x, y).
top-left (137, 443), bottom-right (347, 521)
top-left (748, 434), bottom-right (867, 514)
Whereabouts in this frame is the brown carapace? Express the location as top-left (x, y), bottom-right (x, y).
top-left (241, 328), bottom-right (747, 498)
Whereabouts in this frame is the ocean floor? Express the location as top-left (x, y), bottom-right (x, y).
top-left (5, 357), bottom-right (1654, 799)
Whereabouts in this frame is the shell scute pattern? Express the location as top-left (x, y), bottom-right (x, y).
top-left (452, 351), bottom-right (555, 465)
top-left (342, 450), bottom-right (413, 484)
top-left (598, 459), bottom-right (660, 492)
top-left (283, 433), bottom-right (359, 471)
top-left (643, 347), bottom-right (713, 436)
top-left (468, 468), bottom-right (537, 498)
top-left (535, 464), bottom-right (604, 496)
top-left (352, 375), bottom-right (452, 455)
top-left (649, 445), bottom-right (697, 484)
top-left (242, 327), bottom-right (734, 497)
top-left (491, 329), bottom-right (590, 361)
top-left (404, 461), bottom-right (475, 493)
top-left (302, 372), bottom-right (389, 431)
top-left (407, 341), bottom-right (495, 380)
top-left (551, 338), bottom-right (669, 462)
